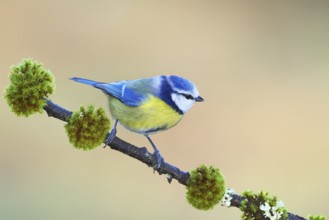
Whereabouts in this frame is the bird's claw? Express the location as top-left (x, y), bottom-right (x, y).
top-left (103, 128), bottom-right (116, 148)
top-left (152, 149), bottom-right (164, 171)
top-left (104, 119), bottom-right (119, 148)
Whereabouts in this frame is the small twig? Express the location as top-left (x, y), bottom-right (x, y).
top-left (44, 98), bottom-right (72, 121)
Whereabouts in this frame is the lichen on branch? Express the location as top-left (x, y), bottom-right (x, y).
top-left (4, 58), bottom-right (55, 116)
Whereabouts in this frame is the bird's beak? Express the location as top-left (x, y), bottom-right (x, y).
top-left (195, 96), bottom-right (204, 102)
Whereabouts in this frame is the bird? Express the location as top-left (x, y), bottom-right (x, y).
top-left (70, 75), bottom-right (204, 169)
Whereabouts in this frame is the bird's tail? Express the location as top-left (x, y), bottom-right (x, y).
top-left (70, 77), bottom-right (98, 86)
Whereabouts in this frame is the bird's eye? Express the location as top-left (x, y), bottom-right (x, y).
top-left (182, 93), bottom-right (194, 100)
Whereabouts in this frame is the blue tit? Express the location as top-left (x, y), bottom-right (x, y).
top-left (70, 75), bottom-right (204, 168)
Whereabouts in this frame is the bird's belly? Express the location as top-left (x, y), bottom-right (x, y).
top-left (108, 96), bottom-right (183, 134)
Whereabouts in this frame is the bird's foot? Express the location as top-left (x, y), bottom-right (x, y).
top-left (103, 128), bottom-right (116, 148)
top-left (152, 148), bottom-right (164, 171)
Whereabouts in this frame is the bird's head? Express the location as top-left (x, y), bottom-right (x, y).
top-left (166, 75), bottom-right (204, 114)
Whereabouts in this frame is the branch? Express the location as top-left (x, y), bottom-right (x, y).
top-left (44, 98), bottom-right (190, 185)
top-left (44, 98), bottom-right (307, 220)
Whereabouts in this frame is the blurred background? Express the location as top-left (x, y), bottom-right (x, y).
top-left (1, 1), bottom-right (329, 219)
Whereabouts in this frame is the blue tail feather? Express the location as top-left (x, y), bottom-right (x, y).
top-left (70, 77), bottom-right (98, 86)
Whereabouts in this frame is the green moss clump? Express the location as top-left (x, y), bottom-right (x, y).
top-left (240, 191), bottom-right (288, 220)
top-left (186, 164), bottom-right (226, 210)
top-left (65, 105), bottom-right (111, 150)
top-left (4, 58), bottom-right (55, 117)
top-left (308, 215), bottom-right (326, 220)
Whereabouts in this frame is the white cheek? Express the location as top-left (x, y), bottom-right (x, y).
top-left (171, 93), bottom-right (195, 113)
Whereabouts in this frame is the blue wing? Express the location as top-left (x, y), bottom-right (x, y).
top-left (94, 81), bottom-right (148, 107)
top-left (70, 77), bottom-right (153, 107)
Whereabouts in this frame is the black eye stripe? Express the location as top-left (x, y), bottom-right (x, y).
top-left (182, 93), bottom-right (194, 100)
top-left (173, 91), bottom-right (195, 100)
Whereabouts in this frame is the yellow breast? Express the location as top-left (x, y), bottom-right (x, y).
top-left (108, 95), bottom-right (183, 134)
